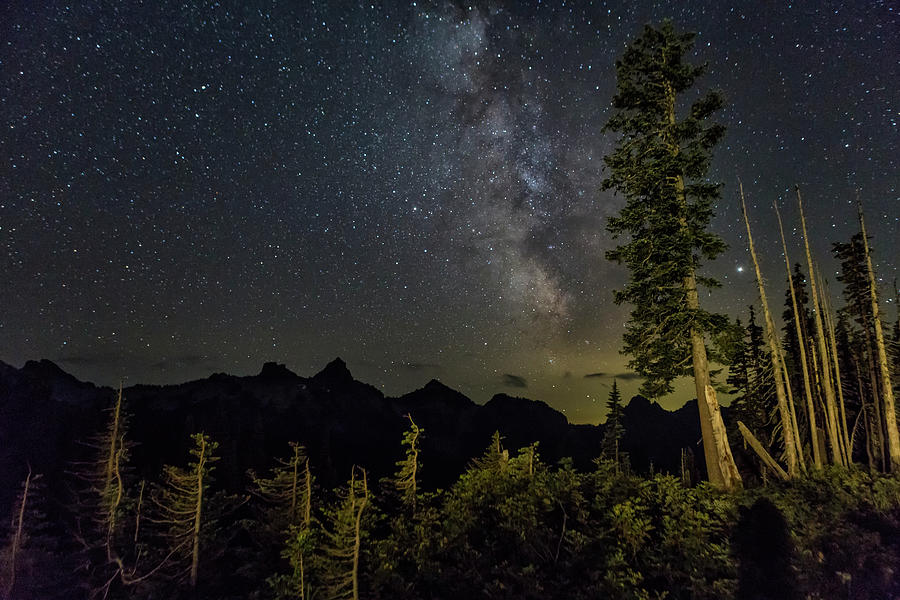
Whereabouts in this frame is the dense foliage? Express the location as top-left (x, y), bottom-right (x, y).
top-left (602, 21), bottom-right (728, 398)
top-left (3, 413), bottom-right (900, 600)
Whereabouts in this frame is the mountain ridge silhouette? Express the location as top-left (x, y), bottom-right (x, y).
top-left (0, 357), bottom-right (705, 516)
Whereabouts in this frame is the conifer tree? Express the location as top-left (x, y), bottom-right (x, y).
top-left (602, 380), bottom-right (626, 465)
top-left (727, 308), bottom-right (776, 449)
top-left (0, 469), bottom-right (67, 600)
top-left (68, 383), bottom-right (144, 596)
top-left (834, 225), bottom-right (900, 470)
top-left (834, 233), bottom-right (874, 336)
top-left (393, 415), bottom-right (423, 512)
top-left (1, 469), bottom-right (38, 600)
top-left (71, 385), bottom-right (130, 543)
top-left (275, 523), bottom-right (319, 600)
top-left (782, 264), bottom-right (815, 376)
top-left (250, 441), bottom-right (312, 530)
top-left (151, 432), bottom-right (220, 590)
top-left (322, 466), bottom-right (369, 600)
top-left (602, 21), bottom-right (740, 489)
top-left (834, 312), bottom-right (871, 465)
top-left (834, 232), bottom-right (881, 459)
top-left (511, 442), bottom-right (540, 477)
top-left (250, 443), bottom-right (316, 599)
top-left (780, 258), bottom-right (821, 468)
top-left (725, 316), bottom-right (750, 400)
top-left (472, 431), bottom-right (509, 474)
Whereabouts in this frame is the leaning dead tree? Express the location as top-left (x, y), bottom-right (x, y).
top-left (858, 196), bottom-right (900, 472)
top-left (739, 182), bottom-right (801, 476)
top-left (736, 421), bottom-right (789, 481)
top-left (820, 274), bottom-right (853, 461)
top-left (775, 200), bottom-right (822, 468)
top-left (797, 186), bottom-right (846, 466)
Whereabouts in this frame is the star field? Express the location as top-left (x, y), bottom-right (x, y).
top-left (1, 1), bottom-right (896, 423)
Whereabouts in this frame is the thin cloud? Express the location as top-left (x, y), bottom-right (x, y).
top-left (397, 362), bottom-right (442, 372)
top-left (149, 354), bottom-right (215, 370)
top-left (614, 371), bottom-right (643, 381)
top-left (58, 352), bottom-right (123, 367)
top-left (502, 373), bottom-right (528, 388)
top-left (584, 371), bottom-right (642, 381)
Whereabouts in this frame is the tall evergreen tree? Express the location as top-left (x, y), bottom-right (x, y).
top-left (0, 468), bottom-right (70, 600)
top-left (1, 470), bottom-right (35, 600)
top-left (472, 431), bottom-right (509, 474)
top-left (834, 312), bottom-right (869, 465)
top-left (834, 233), bottom-right (873, 335)
top-left (834, 228), bottom-right (900, 470)
top-left (602, 21), bottom-right (739, 488)
top-left (725, 317), bottom-right (750, 398)
top-left (68, 384), bottom-right (144, 597)
top-left (780, 261), bottom-right (821, 468)
top-left (249, 441), bottom-right (312, 531)
top-left (602, 380), bottom-right (626, 465)
top-left (782, 265), bottom-right (815, 398)
top-left (249, 442), bottom-right (316, 599)
top-left (321, 467), bottom-right (369, 600)
top-left (2, 469), bottom-right (45, 600)
top-left (151, 432), bottom-right (220, 590)
top-left (727, 308), bottom-right (776, 450)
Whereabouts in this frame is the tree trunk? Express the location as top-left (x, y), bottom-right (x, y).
top-left (666, 81), bottom-right (739, 490)
top-left (704, 385), bottom-right (742, 489)
top-left (351, 468), bottom-right (368, 600)
top-left (303, 460), bottom-right (312, 527)
top-left (740, 185), bottom-right (799, 476)
top-left (737, 421), bottom-right (790, 481)
top-left (851, 364), bottom-right (875, 473)
top-left (821, 279), bottom-right (853, 462)
top-left (103, 384), bottom-right (124, 513)
top-left (797, 187), bottom-right (845, 466)
top-left (689, 305), bottom-right (727, 487)
top-left (134, 480), bottom-right (145, 545)
top-left (3, 468), bottom-right (32, 600)
top-left (858, 200), bottom-right (900, 471)
top-left (190, 436), bottom-right (206, 589)
top-left (779, 353), bottom-right (806, 472)
top-left (290, 444), bottom-right (299, 523)
top-left (864, 336), bottom-right (887, 470)
top-left (775, 201), bottom-right (821, 468)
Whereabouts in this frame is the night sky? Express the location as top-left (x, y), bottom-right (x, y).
top-left (2, 1), bottom-right (897, 423)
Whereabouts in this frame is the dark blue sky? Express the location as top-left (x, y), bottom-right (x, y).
top-left (1, 1), bottom-right (896, 422)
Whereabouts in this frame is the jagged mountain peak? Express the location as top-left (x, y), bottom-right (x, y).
top-left (23, 358), bottom-right (70, 378)
top-left (258, 361), bottom-right (298, 379)
top-left (312, 357), bottom-right (354, 384)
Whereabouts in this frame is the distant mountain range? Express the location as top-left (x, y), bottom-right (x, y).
top-left (0, 357), bottom-right (707, 516)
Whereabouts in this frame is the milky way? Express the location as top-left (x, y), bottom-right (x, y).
top-left (1, 1), bottom-right (896, 422)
